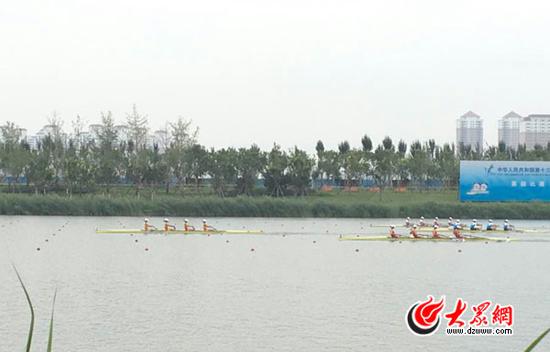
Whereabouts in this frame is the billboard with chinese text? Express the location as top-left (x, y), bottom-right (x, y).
top-left (459, 160), bottom-right (550, 202)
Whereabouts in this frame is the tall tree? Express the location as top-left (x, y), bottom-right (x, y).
top-left (235, 145), bottom-right (265, 195)
top-left (208, 148), bottom-right (238, 197)
top-left (185, 144), bottom-right (209, 191)
top-left (315, 140), bottom-right (325, 156)
top-left (263, 144), bottom-right (289, 197)
top-left (95, 112), bottom-right (121, 193)
top-left (170, 117), bottom-right (198, 149)
top-left (126, 104), bottom-right (149, 149)
top-left (0, 122), bottom-right (31, 191)
top-left (361, 135), bottom-right (373, 152)
top-left (338, 141), bottom-right (350, 154)
top-left (382, 136), bottom-right (394, 151)
top-left (288, 147), bottom-right (314, 196)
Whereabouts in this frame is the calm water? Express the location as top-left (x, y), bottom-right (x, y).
top-left (1, 216), bottom-right (550, 351)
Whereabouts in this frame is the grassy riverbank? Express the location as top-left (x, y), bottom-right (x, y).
top-left (1, 190), bottom-right (550, 219)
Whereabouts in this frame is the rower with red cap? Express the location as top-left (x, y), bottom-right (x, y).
top-left (432, 225), bottom-right (442, 239)
top-left (410, 225), bottom-right (422, 239)
top-left (389, 225), bottom-right (399, 239)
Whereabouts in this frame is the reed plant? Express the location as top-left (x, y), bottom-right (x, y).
top-left (3, 192), bottom-right (550, 218)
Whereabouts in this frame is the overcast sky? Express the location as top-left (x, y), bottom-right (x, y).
top-left (1, 0), bottom-right (549, 151)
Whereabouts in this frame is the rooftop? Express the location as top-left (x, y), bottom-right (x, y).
top-left (502, 111), bottom-right (522, 119)
top-left (460, 110), bottom-right (481, 119)
top-left (525, 114), bottom-right (550, 119)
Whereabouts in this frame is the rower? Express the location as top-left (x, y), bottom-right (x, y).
top-left (389, 225), bottom-right (399, 239)
top-left (202, 219), bottom-right (216, 232)
top-left (419, 216), bottom-right (426, 227)
top-left (452, 222), bottom-right (464, 239)
top-left (503, 219), bottom-right (514, 231)
top-left (143, 218), bottom-right (156, 232)
top-left (433, 217), bottom-right (440, 227)
top-left (405, 217), bottom-right (412, 227)
top-left (410, 225), bottom-right (421, 239)
top-left (469, 219), bottom-right (480, 231)
top-left (184, 219), bottom-right (195, 231)
top-left (432, 224), bottom-right (442, 239)
top-left (163, 218), bottom-right (176, 231)
top-left (486, 219), bottom-right (497, 231)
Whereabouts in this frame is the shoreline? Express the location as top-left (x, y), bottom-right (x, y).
top-left (1, 193), bottom-right (550, 219)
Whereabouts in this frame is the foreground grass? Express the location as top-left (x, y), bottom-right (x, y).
top-left (1, 190), bottom-right (550, 218)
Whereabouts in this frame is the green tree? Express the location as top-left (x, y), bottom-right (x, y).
top-left (208, 148), bottom-right (238, 197)
top-left (263, 144), bottom-right (289, 197)
top-left (0, 122), bottom-right (31, 191)
top-left (95, 112), bottom-right (122, 193)
top-left (338, 140), bottom-right (350, 154)
top-left (361, 135), bottom-right (373, 152)
top-left (185, 144), bottom-right (208, 191)
top-left (64, 141), bottom-right (97, 195)
top-left (407, 141), bottom-right (431, 188)
top-left (126, 104), bottom-right (148, 150)
top-left (318, 150), bottom-right (341, 182)
top-left (341, 149), bottom-right (366, 188)
top-left (371, 143), bottom-right (396, 199)
top-left (288, 147), bottom-right (314, 196)
top-left (165, 117), bottom-right (199, 192)
top-left (315, 140), bottom-right (325, 156)
top-left (235, 145), bottom-right (265, 195)
top-left (26, 137), bottom-right (56, 194)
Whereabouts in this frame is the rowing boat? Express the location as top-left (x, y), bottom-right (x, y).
top-left (419, 227), bottom-right (522, 234)
top-left (96, 229), bottom-right (263, 235)
top-left (372, 225), bottom-right (533, 234)
top-left (339, 235), bottom-right (512, 242)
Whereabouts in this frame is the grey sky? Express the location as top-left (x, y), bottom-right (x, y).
top-left (1, 0), bottom-right (549, 152)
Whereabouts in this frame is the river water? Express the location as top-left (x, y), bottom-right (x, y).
top-left (1, 216), bottom-right (550, 351)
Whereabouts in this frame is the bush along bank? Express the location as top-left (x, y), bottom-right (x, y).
top-left (1, 194), bottom-right (550, 219)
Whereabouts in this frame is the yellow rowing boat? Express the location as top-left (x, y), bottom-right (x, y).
top-left (96, 229), bottom-right (263, 235)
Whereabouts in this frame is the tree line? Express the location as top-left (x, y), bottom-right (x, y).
top-left (1, 108), bottom-right (549, 197)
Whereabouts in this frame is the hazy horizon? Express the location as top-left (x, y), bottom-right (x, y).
top-left (2, 0), bottom-right (550, 152)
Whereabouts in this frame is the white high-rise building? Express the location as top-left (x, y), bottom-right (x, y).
top-left (520, 114), bottom-right (550, 150)
top-left (456, 111), bottom-right (483, 152)
top-left (498, 111), bottom-right (521, 149)
top-left (150, 129), bottom-right (170, 153)
top-left (114, 125), bottom-right (129, 144)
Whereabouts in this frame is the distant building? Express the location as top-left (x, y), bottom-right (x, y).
top-left (114, 125), bottom-right (128, 144)
top-left (456, 111), bottom-right (483, 153)
top-left (498, 111), bottom-right (521, 150)
top-left (151, 129), bottom-right (170, 152)
top-left (520, 114), bottom-right (550, 150)
top-left (27, 124), bottom-right (67, 150)
top-left (18, 128), bottom-right (27, 141)
top-left (88, 124), bottom-right (102, 141)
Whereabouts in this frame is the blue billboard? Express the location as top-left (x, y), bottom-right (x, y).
top-left (460, 160), bottom-right (550, 202)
